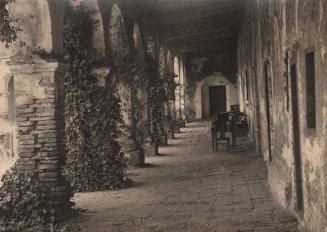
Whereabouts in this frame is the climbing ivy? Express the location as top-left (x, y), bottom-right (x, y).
top-left (149, 76), bottom-right (169, 144)
top-left (0, 0), bottom-right (19, 47)
top-left (63, 4), bottom-right (127, 192)
top-left (0, 165), bottom-right (55, 231)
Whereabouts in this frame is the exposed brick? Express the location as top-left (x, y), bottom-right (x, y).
top-left (39, 172), bottom-right (59, 178)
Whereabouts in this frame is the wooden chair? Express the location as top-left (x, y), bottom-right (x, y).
top-left (216, 123), bottom-right (231, 152)
top-left (211, 121), bottom-right (231, 152)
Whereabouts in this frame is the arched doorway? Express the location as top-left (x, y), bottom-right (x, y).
top-left (194, 73), bottom-right (238, 119)
top-left (0, 74), bottom-right (17, 180)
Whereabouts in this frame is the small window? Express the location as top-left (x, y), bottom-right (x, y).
top-left (305, 51), bottom-right (316, 129)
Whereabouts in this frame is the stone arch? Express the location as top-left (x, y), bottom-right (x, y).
top-left (179, 59), bottom-right (185, 85)
top-left (195, 73), bottom-right (238, 119)
top-left (133, 23), bottom-right (145, 64)
top-left (145, 36), bottom-right (156, 60)
top-left (158, 46), bottom-right (166, 79)
top-left (166, 50), bottom-right (173, 76)
top-left (166, 50), bottom-right (175, 121)
top-left (0, 72), bottom-right (17, 179)
top-left (174, 57), bottom-right (181, 119)
top-left (9, 0), bottom-right (53, 55)
top-left (109, 3), bottom-right (130, 67)
top-left (47, 0), bottom-right (65, 56)
top-left (0, 60), bottom-right (13, 119)
top-left (66, 0), bottom-right (105, 60)
top-left (179, 59), bottom-right (186, 120)
top-left (7, 77), bottom-right (15, 123)
top-left (173, 57), bottom-right (180, 82)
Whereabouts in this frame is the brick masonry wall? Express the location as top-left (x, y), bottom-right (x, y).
top-left (9, 61), bottom-right (71, 212)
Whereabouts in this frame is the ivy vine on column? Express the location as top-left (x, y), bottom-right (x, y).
top-left (63, 4), bottom-right (127, 192)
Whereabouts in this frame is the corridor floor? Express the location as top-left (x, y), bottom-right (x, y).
top-left (72, 120), bottom-right (299, 232)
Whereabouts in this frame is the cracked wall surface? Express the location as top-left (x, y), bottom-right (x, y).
top-left (238, 0), bottom-right (327, 231)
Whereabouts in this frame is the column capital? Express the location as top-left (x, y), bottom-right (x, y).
top-left (8, 60), bottom-right (68, 74)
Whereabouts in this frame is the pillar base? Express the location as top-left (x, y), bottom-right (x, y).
top-left (120, 138), bottom-right (143, 166)
top-left (142, 139), bottom-right (156, 157)
top-left (159, 134), bottom-right (168, 146)
top-left (178, 119), bottom-right (186, 128)
top-left (167, 130), bottom-right (175, 139)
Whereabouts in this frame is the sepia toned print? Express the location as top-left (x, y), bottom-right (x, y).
top-left (0, 0), bottom-right (326, 231)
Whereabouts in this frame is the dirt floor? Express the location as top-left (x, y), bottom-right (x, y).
top-left (71, 120), bottom-right (299, 232)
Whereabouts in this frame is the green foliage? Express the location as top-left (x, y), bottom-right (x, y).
top-left (0, 166), bottom-right (55, 231)
top-left (0, 0), bottom-right (19, 48)
top-left (149, 77), bottom-right (168, 143)
top-left (63, 4), bottom-right (127, 192)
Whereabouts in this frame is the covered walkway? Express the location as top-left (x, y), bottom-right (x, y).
top-left (72, 121), bottom-right (298, 232)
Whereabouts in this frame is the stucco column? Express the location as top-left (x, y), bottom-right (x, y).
top-left (9, 60), bottom-right (71, 214)
top-left (136, 79), bottom-right (155, 157)
top-left (175, 87), bottom-right (181, 120)
top-left (117, 80), bottom-right (142, 165)
top-left (180, 85), bottom-right (186, 121)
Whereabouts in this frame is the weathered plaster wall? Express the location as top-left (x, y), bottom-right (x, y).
top-left (238, 0), bottom-right (327, 231)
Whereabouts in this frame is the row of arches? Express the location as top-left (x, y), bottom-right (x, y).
top-left (0, 0), bottom-right (188, 219)
top-left (0, 0), bottom-right (188, 165)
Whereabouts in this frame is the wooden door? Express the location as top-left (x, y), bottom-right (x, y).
top-left (209, 86), bottom-right (226, 117)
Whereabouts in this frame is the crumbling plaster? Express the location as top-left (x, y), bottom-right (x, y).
top-left (238, 0), bottom-right (327, 231)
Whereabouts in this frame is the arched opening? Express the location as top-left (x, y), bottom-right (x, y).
top-left (7, 77), bottom-right (15, 123)
top-left (9, 0), bottom-right (53, 55)
top-left (109, 3), bottom-right (131, 123)
top-left (179, 59), bottom-right (186, 120)
top-left (173, 57), bottom-right (181, 120)
top-left (109, 4), bottom-right (129, 67)
top-left (166, 50), bottom-right (175, 122)
top-left (0, 75), bottom-right (17, 181)
top-left (158, 46), bottom-right (166, 79)
top-left (73, 0), bottom-right (105, 61)
top-left (194, 73), bottom-right (238, 119)
top-left (133, 24), bottom-right (145, 65)
top-left (158, 46), bottom-right (169, 140)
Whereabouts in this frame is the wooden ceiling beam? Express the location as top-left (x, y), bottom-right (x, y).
top-left (162, 16), bottom-right (242, 28)
top-left (167, 29), bottom-right (239, 41)
top-left (185, 48), bottom-right (236, 58)
top-left (171, 35), bottom-right (238, 47)
top-left (182, 46), bottom-right (236, 57)
top-left (162, 13), bottom-right (243, 28)
top-left (167, 23), bottom-right (240, 36)
top-left (158, 8), bottom-right (244, 24)
top-left (153, 0), bottom-right (244, 13)
top-left (178, 41), bottom-right (237, 51)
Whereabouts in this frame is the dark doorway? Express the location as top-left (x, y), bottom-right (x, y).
top-left (264, 64), bottom-right (273, 162)
top-left (209, 86), bottom-right (226, 117)
top-left (290, 63), bottom-right (304, 213)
